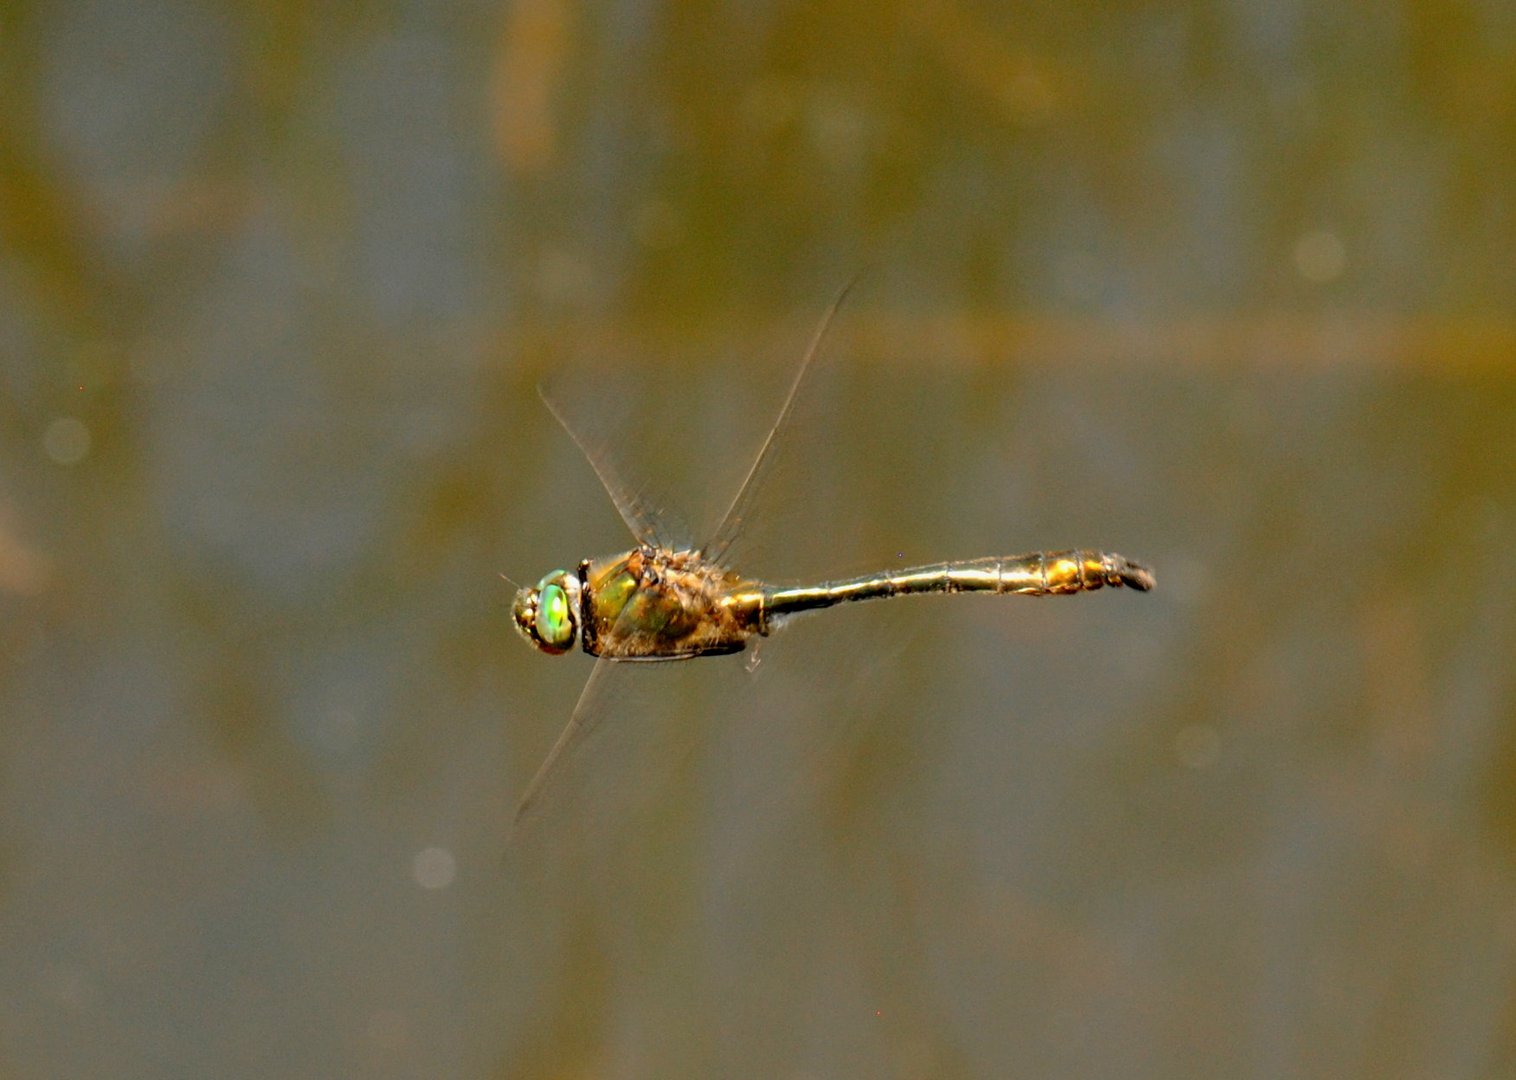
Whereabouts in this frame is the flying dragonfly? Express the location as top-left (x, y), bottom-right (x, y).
top-left (510, 285), bottom-right (1153, 825)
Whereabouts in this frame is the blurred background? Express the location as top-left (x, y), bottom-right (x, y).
top-left (2, 0), bottom-right (1515, 1076)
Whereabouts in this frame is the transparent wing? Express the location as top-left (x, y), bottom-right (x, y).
top-left (538, 385), bottom-right (677, 551)
top-left (512, 281), bottom-right (859, 838)
top-left (510, 653), bottom-right (620, 833)
top-left (700, 279), bottom-right (856, 566)
top-left (510, 585), bottom-right (696, 836)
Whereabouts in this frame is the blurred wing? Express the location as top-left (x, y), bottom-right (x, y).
top-left (539, 385), bottom-right (672, 550)
top-left (510, 584), bottom-right (696, 834)
top-left (700, 279), bottom-right (855, 565)
top-left (510, 654), bottom-right (619, 832)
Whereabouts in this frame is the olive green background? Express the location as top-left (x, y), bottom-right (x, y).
top-left (2, 1), bottom-right (1514, 1076)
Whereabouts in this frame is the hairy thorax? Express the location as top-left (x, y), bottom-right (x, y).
top-left (579, 546), bottom-right (767, 659)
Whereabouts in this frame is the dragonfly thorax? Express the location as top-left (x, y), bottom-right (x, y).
top-left (512, 569), bottom-right (581, 655)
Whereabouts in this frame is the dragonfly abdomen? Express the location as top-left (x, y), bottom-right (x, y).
top-left (761, 549), bottom-right (1152, 627)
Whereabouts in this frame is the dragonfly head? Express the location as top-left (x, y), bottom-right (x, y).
top-left (512, 569), bottom-right (580, 655)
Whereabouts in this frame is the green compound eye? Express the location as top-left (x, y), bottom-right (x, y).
top-left (534, 581), bottom-right (575, 652)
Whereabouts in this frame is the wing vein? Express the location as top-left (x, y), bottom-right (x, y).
top-left (701, 279), bottom-right (856, 564)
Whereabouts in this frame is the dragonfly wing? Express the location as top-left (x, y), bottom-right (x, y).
top-left (511, 654), bottom-right (620, 830)
top-left (510, 579), bottom-right (696, 833)
top-left (539, 385), bottom-right (671, 550)
top-left (701, 279), bottom-right (855, 565)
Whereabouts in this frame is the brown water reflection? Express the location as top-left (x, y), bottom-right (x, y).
top-left (1, 1), bottom-right (1514, 1077)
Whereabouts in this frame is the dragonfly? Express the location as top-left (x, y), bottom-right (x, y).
top-left (510, 285), bottom-right (1153, 825)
